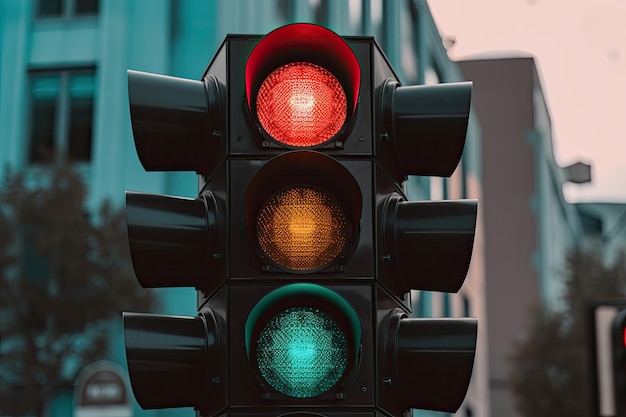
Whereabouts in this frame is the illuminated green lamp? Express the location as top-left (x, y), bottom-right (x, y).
top-left (245, 283), bottom-right (361, 398)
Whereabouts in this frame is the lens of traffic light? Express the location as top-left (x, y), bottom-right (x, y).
top-left (255, 62), bottom-right (347, 147)
top-left (245, 283), bottom-right (361, 399)
top-left (245, 151), bottom-right (362, 273)
top-left (256, 306), bottom-right (348, 398)
top-left (256, 186), bottom-right (348, 272)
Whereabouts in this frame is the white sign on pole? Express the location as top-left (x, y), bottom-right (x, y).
top-left (74, 361), bottom-right (133, 417)
top-left (591, 301), bottom-right (626, 417)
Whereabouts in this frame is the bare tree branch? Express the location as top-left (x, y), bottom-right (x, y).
top-left (510, 248), bottom-right (626, 417)
top-left (0, 167), bottom-right (157, 416)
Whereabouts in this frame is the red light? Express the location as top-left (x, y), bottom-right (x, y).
top-left (623, 325), bottom-right (626, 348)
top-left (255, 62), bottom-right (347, 147)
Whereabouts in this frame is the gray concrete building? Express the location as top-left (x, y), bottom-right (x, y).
top-left (461, 56), bottom-right (625, 417)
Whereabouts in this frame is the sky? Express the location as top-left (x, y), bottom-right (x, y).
top-left (427, 0), bottom-right (626, 203)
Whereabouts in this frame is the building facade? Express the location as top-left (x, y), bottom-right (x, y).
top-left (461, 56), bottom-right (626, 417)
top-left (1, 1), bottom-right (488, 416)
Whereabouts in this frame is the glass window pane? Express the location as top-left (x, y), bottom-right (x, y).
top-left (68, 97), bottom-right (93, 162)
top-left (75, 0), bottom-right (99, 15)
top-left (32, 76), bottom-right (60, 100)
top-left (68, 73), bottom-right (95, 162)
top-left (37, 0), bottom-right (63, 17)
top-left (69, 73), bottom-right (95, 98)
top-left (29, 75), bottom-right (59, 163)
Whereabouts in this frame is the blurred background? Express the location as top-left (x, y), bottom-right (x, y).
top-left (0, 1), bottom-right (624, 417)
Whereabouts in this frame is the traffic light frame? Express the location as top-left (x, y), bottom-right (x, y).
top-left (123, 23), bottom-right (478, 417)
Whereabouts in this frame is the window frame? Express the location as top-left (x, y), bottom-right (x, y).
top-left (26, 66), bottom-right (97, 167)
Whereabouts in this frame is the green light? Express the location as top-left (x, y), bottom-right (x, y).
top-left (256, 307), bottom-right (347, 398)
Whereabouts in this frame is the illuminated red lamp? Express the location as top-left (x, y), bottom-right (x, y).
top-left (256, 62), bottom-right (347, 147)
top-left (245, 23), bottom-right (360, 148)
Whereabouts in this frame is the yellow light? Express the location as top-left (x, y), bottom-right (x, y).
top-left (256, 187), bottom-right (347, 271)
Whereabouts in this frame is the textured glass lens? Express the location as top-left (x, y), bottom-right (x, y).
top-left (256, 62), bottom-right (347, 147)
top-left (256, 307), bottom-right (348, 398)
top-left (256, 187), bottom-right (347, 271)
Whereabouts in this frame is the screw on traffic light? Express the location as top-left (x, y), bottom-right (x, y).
top-left (613, 309), bottom-right (626, 417)
top-left (122, 23), bottom-right (477, 417)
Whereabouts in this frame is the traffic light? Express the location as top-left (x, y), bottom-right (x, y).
top-left (123, 68), bottom-right (228, 416)
top-left (123, 23), bottom-right (477, 417)
top-left (613, 309), bottom-right (626, 417)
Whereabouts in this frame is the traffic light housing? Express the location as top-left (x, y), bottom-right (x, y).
top-left (613, 309), bottom-right (626, 416)
top-left (123, 23), bottom-right (477, 417)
